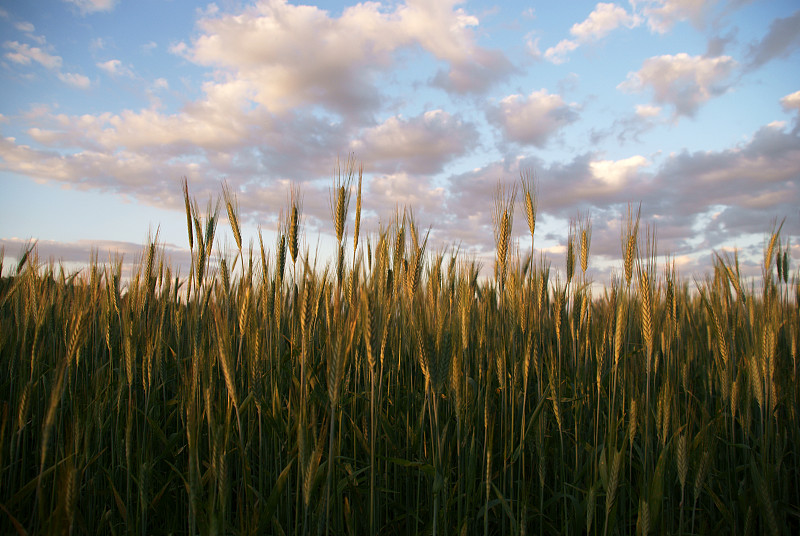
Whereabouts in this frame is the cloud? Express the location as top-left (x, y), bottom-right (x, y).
top-left (618, 53), bottom-right (736, 117)
top-left (0, 91), bottom-right (353, 223)
top-left (590, 155), bottom-right (650, 188)
top-left (745, 10), bottom-right (800, 70)
top-left (544, 2), bottom-right (640, 64)
top-left (97, 59), bottom-right (133, 77)
top-left (366, 172), bottom-right (447, 219)
top-left (592, 104), bottom-right (663, 144)
top-left (632, 0), bottom-right (717, 34)
top-left (525, 33), bottom-right (542, 59)
top-left (23, 76), bottom-right (271, 154)
top-left (179, 0), bottom-right (389, 118)
top-left (396, 0), bottom-right (514, 93)
top-left (486, 89), bottom-right (579, 147)
top-left (781, 90), bottom-right (800, 112)
top-left (0, 136), bottom-right (181, 193)
top-left (635, 104), bottom-right (662, 118)
top-left (431, 48), bottom-right (514, 94)
top-left (57, 72), bottom-right (91, 89)
top-left (544, 40), bottom-right (579, 65)
top-left (14, 21), bottom-right (35, 33)
top-left (63, 0), bottom-right (118, 15)
top-left (3, 38), bottom-right (91, 88)
top-left (705, 29), bottom-right (737, 57)
top-left (570, 2), bottom-right (641, 41)
top-left (3, 41), bottom-right (62, 69)
top-left (176, 0), bottom-right (511, 119)
top-left (639, 123), bottom-right (799, 251)
top-left (350, 110), bottom-right (479, 174)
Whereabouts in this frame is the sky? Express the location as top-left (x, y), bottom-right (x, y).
top-left (1, 0), bottom-right (799, 284)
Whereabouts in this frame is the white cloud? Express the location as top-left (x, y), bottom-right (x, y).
top-left (632, 0), bottom-right (716, 34)
top-left (635, 104), bottom-right (662, 118)
top-left (618, 53), bottom-right (736, 117)
top-left (570, 2), bottom-right (641, 41)
top-left (14, 21), bottom-right (35, 33)
top-left (781, 90), bottom-right (800, 111)
top-left (12, 78), bottom-right (259, 153)
top-left (177, 0), bottom-right (511, 118)
top-left (97, 59), bottom-right (121, 74)
top-left (400, 0), bottom-right (513, 93)
top-left (544, 39), bottom-right (579, 65)
top-left (486, 89), bottom-right (579, 147)
top-left (3, 41), bottom-right (62, 69)
top-left (58, 72), bottom-right (91, 89)
top-left (97, 59), bottom-right (133, 77)
top-left (590, 155), bottom-right (650, 188)
top-left (350, 110), bottom-right (479, 174)
top-left (544, 2), bottom-right (640, 64)
top-left (63, 0), bottom-right (118, 15)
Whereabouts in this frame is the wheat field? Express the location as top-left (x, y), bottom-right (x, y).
top-left (0, 164), bottom-right (798, 535)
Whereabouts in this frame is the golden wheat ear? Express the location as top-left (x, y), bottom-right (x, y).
top-left (222, 180), bottom-right (242, 254)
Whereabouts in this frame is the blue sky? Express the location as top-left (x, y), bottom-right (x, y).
top-left (1, 0), bottom-right (798, 282)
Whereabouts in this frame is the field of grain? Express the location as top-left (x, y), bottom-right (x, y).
top-left (1, 166), bottom-right (798, 535)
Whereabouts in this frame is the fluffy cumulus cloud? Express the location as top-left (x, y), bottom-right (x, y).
top-left (486, 90), bottom-right (579, 147)
top-left (0, 0), bottom-right (509, 233)
top-left (350, 110), bottom-right (479, 174)
top-left (618, 53), bottom-right (736, 117)
top-left (177, 0), bottom-right (511, 118)
top-left (570, 3), bottom-right (641, 41)
top-left (545, 2), bottom-right (640, 64)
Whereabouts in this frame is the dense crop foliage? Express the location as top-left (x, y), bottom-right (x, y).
top-left (1, 167), bottom-right (798, 535)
